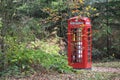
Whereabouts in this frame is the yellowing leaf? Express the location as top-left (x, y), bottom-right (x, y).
top-left (79, 0), bottom-right (84, 4)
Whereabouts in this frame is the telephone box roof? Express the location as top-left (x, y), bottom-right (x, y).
top-left (68, 16), bottom-right (90, 22)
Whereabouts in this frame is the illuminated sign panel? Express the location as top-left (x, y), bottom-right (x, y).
top-left (70, 22), bottom-right (84, 25)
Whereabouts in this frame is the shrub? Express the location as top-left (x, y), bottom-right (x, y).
top-left (0, 44), bottom-right (72, 77)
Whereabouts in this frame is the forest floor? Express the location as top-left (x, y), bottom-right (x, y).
top-left (1, 61), bottom-right (120, 80)
top-left (93, 66), bottom-right (120, 73)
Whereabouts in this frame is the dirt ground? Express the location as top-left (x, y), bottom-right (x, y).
top-left (2, 67), bottom-right (120, 80)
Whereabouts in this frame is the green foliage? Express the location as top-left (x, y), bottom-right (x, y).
top-left (27, 39), bottom-right (60, 54)
top-left (92, 1), bottom-right (120, 59)
top-left (17, 1), bottom-right (49, 18)
top-left (37, 51), bottom-right (72, 73)
top-left (0, 18), bottom-right (2, 28)
top-left (0, 39), bottom-right (72, 76)
top-left (92, 48), bottom-right (103, 60)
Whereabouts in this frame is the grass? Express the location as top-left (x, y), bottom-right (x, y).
top-left (1, 70), bottom-right (120, 80)
top-left (76, 70), bottom-right (120, 80)
top-left (93, 61), bottom-right (120, 68)
top-left (1, 59), bottom-right (120, 80)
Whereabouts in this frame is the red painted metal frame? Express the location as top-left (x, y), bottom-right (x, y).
top-left (67, 16), bottom-right (92, 69)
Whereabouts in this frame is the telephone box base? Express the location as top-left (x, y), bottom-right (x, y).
top-left (69, 63), bottom-right (92, 69)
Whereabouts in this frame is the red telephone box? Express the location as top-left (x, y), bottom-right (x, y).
top-left (67, 16), bottom-right (92, 69)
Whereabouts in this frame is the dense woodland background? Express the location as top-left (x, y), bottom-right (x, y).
top-left (0, 0), bottom-right (120, 77)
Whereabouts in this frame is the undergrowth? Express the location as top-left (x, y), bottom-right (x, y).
top-left (0, 48), bottom-right (72, 77)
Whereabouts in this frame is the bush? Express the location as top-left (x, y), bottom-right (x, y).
top-left (92, 48), bottom-right (103, 60)
top-left (0, 44), bottom-right (72, 77)
top-left (26, 38), bottom-right (60, 55)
